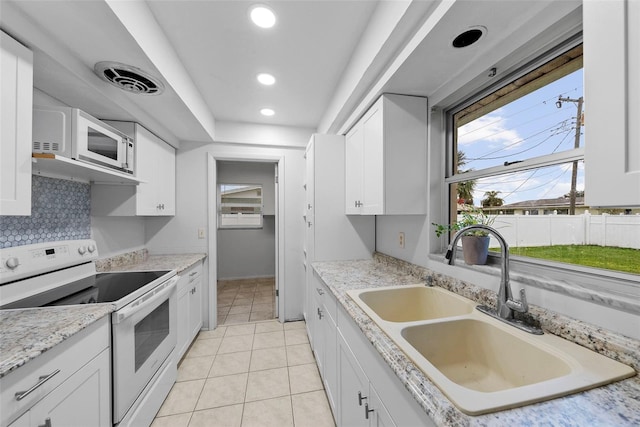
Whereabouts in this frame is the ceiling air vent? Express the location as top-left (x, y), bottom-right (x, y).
top-left (94, 62), bottom-right (164, 95)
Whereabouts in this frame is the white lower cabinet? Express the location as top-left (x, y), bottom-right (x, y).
top-left (310, 271), bottom-right (338, 414)
top-left (338, 329), bottom-right (395, 427)
top-left (308, 270), bottom-right (436, 427)
top-left (176, 262), bottom-right (204, 361)
top-left (2, 317), bottom-right (111, 427)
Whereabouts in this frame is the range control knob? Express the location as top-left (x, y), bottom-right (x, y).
top-left (5, 257), bottom-right (19, 270)
top-left (87, 244), bottom-right (96, 253)
top-left (78, 246), bottom-right (87, 255)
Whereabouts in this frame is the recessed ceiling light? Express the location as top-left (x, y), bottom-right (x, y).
top-left (260, 108), bottom-right (275, 116)
top-left (257, 73), bottom-right (276, 86)
top-left (250, 5), bottom-right (276, 28)
top-left (452, 26), bottom-right (486, 48)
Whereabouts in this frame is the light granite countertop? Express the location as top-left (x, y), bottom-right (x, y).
top-left (312, 258), bottom-right (640, 427)
top-left (0, 304), bottom-right (115, 378)
top-left (96, 253), bottom-right (206, 275)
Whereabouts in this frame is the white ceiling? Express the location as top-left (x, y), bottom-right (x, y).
top-left (1, 0), bottom-right (583, 146)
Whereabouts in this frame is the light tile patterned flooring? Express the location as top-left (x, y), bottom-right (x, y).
top-left (217, 278), bottom-right (276, 325)
top-left (151, 320), bottom-right (336, 427)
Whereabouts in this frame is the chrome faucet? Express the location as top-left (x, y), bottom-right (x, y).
top-left (445, 224), bottom-right (543, 334)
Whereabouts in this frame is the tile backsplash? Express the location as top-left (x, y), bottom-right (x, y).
top-left (0, 175), bottom-right (91, 248)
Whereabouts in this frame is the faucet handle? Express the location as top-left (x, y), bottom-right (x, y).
top-left (506, 288), bottom-right (529, 313)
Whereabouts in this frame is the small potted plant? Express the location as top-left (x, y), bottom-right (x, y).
top-left (432, 209), bottom-right (495, 265)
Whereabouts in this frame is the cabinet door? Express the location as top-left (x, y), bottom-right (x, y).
top-left (361, 99), bottom-right (384, 215)
top-left (1, 31), bottom-right (33, 216)
top-left (135, 125), bottom-right (176, 216)
top-left (157, 139), bottom-right (176, 215)
top-left (369, 385), bottom-right (396, 427)
top-left (30, 349), bottom-right (111, 427)
top-left (134, 125), bottom-right (159, 215)
top-left (345, 124), bottom-right (364, 214)
top-left (189, 276), bottom-right (203, 340)
top-left (584, 0), bottom-right (640, 207)
top-left (176, 279), bottom-right (190, 361)
top-left (322, 310), bottom-right (338, 415)
top-left (338, 329), bottom-right (369, 427)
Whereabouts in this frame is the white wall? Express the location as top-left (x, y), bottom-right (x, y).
top-left (217, 161), bottom-right (276, 280)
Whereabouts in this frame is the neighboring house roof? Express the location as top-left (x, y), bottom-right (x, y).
top-left (221, 185), bottom-right (261, 196)
top-left (488, 196), bottom-right (585, 210)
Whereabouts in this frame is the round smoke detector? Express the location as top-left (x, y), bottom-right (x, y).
top-left (94, 61), bottom-right (164, 95)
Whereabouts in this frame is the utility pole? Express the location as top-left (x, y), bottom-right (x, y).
top-left (556, 96), bottom-right (584, 215)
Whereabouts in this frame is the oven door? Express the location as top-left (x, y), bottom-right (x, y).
top-left (112, 276), bottom-right (178, 424)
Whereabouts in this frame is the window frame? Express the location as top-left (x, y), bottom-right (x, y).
top-left (437, 36), bottom-right (640, 314)
top-left (217, 183), bottom-right (264, 229)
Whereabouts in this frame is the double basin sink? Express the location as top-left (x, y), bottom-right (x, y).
top-left (347, 285), bottom-right (635, 415)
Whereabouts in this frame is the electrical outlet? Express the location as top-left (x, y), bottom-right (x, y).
top-left (399, 232), bottom-right (405, 248)
top-left (198, 228), bottom-right (206, 239)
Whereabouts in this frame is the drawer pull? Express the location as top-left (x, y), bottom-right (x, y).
top-left (38, 418), bottom-right (52, 427)
top-left (15, 370), bottom-right (60, 401)
top-left (316, 288), bottom-right (324, 295)
top-left (358, 391), bottom-right (367, 406)
top-left (365, 403), bottom-right (374, 419)
top-left (189, 271), bottom-right (198, 278)
top-left (317, 307), bottom-right (324, 320)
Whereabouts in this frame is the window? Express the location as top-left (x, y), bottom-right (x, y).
top-left (218, 184), bottom-right (263, 229)
top-left (447, 43), bottom-right (639, 276)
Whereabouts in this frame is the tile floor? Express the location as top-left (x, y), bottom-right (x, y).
top-left (217, 278), bottom-right (276, 325)
top-left (152, 320), bottom-right (336, 427)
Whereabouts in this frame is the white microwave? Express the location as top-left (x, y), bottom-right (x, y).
top-left (33, 106), bottom-right (135, 175)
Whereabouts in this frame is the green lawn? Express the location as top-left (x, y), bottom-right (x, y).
top-left (490, 245), bottom-right (640, 275)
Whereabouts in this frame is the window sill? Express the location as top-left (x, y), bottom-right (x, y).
top-left (428, 252), bottom-right (640, 316)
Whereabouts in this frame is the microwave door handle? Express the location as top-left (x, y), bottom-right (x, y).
top-left (112, 277), bottom-right (178, 324)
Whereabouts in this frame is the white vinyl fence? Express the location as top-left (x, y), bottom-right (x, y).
top-left (463, 213), bottom-right (640, 250)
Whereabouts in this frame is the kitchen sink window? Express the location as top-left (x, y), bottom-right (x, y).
top-left (218, 183), bottom-right (263, 228)
top-left (445, 42), bottom-right (639, 277)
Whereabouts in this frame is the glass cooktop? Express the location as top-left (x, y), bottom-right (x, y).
top-left (1, 271), bottom-right (171, 309)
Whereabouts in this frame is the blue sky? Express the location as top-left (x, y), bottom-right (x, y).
top-left (457, 69), bottom-right (584, 206)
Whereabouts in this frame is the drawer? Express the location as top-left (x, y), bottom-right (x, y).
top-left (182, 262), bottom-right (202, 284)
top-left (0, 317), bottom-right (110, 427)
top-left (313, 272), bottom-right (337, 323)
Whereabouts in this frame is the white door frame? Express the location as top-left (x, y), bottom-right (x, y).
top-left (207, 152), bottom-right (285, 329)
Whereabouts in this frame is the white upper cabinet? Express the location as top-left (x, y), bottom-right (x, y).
top-left (345, 125), bottom-right (364, 215)
top-left (345, 94), bottom-right (428, 215)
top-left (584, 0), bottom-right (640, 207)
top-left (92, 122), bottom-right (176, 216)
top-left (1, 31), bottom-right (33, 216)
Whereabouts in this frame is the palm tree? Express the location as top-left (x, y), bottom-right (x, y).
top-left (456, 151), bottom-right (476, 205)
top-left (481, 190), bottom-right (504, 207)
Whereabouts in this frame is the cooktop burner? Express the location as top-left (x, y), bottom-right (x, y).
top-left (1, 271), bottom-right (171, 309)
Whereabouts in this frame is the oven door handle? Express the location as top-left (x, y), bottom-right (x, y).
top-left (112, 276), bottom-right (178, 324)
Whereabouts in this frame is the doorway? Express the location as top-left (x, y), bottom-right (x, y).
top-left (212, 160), bottom-right (280, 326)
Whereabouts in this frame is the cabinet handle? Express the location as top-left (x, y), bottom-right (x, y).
top-left (38, 418), bottom-right (52, 427)
top-left (358, 391), bottom-right (367, 406)
top-left (316, 287), bottom-right (324, 295)
top-left (189, 271), bottom-right (198, 277)
top-left (317, 307), bottom-right (323, 320)
top-left (365, 403), bottom-right (374, 420)
top-left (307, 221), bottom-right (312, 228)
top-left (15, 370), bottom-right (60, 401)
